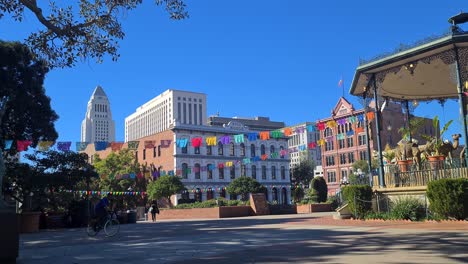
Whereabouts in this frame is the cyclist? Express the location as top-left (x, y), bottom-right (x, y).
top-left (94, 196), bottom-right (110, 230)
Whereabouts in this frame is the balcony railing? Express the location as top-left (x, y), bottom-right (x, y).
top-left (374, 158), bottom-right (468, 188)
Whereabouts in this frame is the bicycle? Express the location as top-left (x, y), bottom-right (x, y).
top-left (87, 211), bottom-right (120, 237)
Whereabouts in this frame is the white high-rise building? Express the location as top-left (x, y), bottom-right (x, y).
top-left (81, 86), bottom-right (115, 143)
top-left (125, 89), bottom-right (207, 141)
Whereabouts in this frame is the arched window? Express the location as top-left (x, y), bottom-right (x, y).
top-left (229, 142), bottom-right (235, 156)
top-left (207, 163), bottom-right (213, 179)
top-left (261, 144), bottom-right (266, 155)
top-left (281, 166), bottom-right (286, 180)
top-left (324, 127), bottom-right (333, 137)
top-left (250, 144), bottom-right (256, 157)
top-left (218, 141), bottom-right (224, 155)
top-left (182, 163), bottom-right (188, 179)
top-left (271, 166), bottom-right (276, 180)
top-left (251, 165), bottom-right (257, 179)
top-left (240, 143), bottom-right (245, 156)
top-left (194, 163), bottom-right (201, 179)
top-left (270, 145), bottom-right (275, 155)
top-left (261, 165), bottom-right (267, 180)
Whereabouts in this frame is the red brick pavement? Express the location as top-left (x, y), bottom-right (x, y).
top-left (287, 216), bottom-right (468, 231)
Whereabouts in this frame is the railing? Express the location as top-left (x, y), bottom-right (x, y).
top-left (378, 158), bottom-right (468, 188)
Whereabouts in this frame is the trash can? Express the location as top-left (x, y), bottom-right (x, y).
top-left (127, 211), bottom-right (137, 224)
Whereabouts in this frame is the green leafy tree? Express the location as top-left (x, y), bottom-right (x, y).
top-left (351, 159), bottom-right (378, 175)
top-left (0, 41), bottom-right (58, 208)
top-left (0, 0), bottom-right (188, 68)
top-left (147, 175), bottom-right (184, 206)
top-left (5, 150), bottom-right (97, 212)
top-left (291, 187), bottom-right (305, 203)
top-left (226, 176), bottom-right (263, 201)
top-left (291, 160), bottom-right (315, 186)
top-left (93, 149), bottom-right (147, 208)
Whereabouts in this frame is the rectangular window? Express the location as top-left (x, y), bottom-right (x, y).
top-left (230, 167), bottom-right (235, 179)
top-left (208, 167), bottom-right (213, 179)
top-left (358, 134), bottom-right (367, 145)
top-left (347, 137), bottom-right (354, 148)
top-left (206, 146), bottom-right (212, 155)
top-left (281, 166), bottom-right (285, 180)
top-left (178, 102), bottom-right (181, 122)
top-left (325, 141), bottom-right (334, 151)
top-left (188, 103), bottom-right (192, 124)
top-left (219, 167), bottom-right (224, 179)
top-left (359, 150), bottom-right (367, 161)
top-left (194, 147), bottom-right (200, 154)
top-left (348, 152), bottom-right (355, 163)
top-left (251, 165), bottom-right (257, 179)
top-left (338, 139), bottom-right (345, 149)
top-left (143, 149), bottom-right (146, 160)
top-left (182, 146), bottom-right (188, 154)
top-left (183, 103), bottom-right (186, 124)
top-left (340, 153), bottom-right (346, 164)
top-left (271, 166), bottom-right (276, 180)
top-left (199, 104), bottom-right (202, 125)
top-left (262, 166), bottom-right (267, 180)
top-left (327, 171), bottom-right (337, 183)
top-left (153, 147), bottom-right (156, 157)
top-left (194, 103), bottom-right (197, 125)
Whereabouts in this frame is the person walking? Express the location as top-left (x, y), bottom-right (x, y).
top-left (150, 201), bottom-right (159, 222)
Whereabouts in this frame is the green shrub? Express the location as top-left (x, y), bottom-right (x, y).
top-left (390, 197), bottom-right (424, 221)
top-left (364, 211), bottom-right (391, 220)
top-left (342, 185), bottom-right (373, 219)
top-left (327, 195), bottom-right (340, 210)
top-left (291, 187), bottom-right (305, 203)
top-left (174, 199), bottom-right (218, 209)
top-left (427, 178), bottom-right (468, 220)
top-left (310, 176), bottom-right (328, 203)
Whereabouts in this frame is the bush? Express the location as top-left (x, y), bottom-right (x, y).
top-left (310, 176), bottom-right (328, 203)
top-left (174, 199), bottom-right (218, 209)
top-left (364, 211), bottom-right (392, 220)
top-left (390, 197), bottom-right (424, 221)
top-left (291, 187), bottom-right (305, 203)
top-left (327, 195), bottom-right (341, 210)
top-left (342, 185), bottom-right (373, 219)
top-left (427, 178), bottom-right (468, 220)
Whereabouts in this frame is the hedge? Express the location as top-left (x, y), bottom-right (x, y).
top-left (342, 185), bottom-right (373, 219)
top-left (427, 178), bottom-right (468, 220)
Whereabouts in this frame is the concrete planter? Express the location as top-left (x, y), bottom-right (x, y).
top-left (297, 203), bottom-right (332, 214)
top-left (149, 206), bottom-right (252, 221)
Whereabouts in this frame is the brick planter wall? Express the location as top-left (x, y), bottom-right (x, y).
top-left (297, 204), bottom-right (332, 214)
top-left (148, 206), bottom-right (252, 221)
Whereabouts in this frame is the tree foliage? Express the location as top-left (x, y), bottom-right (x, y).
top-left (4, 150), bottom-right (97, 211)
top-left (0, 0), bottom-right (188, 68)
top-left (308, 176), bottom-right (328, 203)
top-left (93, 149), bottom-right (148, 208)
top-left (226, 176), bottom-right (262, 201)
top-left (291, 160), bottom-right (315, 186)
top-left (147, 175), bottom-right (184, 203)
top-left (0, 41), bottom-right (58, 149)
top-left (0, 41), bottom-right (58, 207)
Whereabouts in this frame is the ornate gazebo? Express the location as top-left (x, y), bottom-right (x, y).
top-left (349, 13), bottom-right (468, 188)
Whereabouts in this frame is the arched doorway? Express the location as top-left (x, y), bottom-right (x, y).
top-left (272, 188), bottom-right (278, 203)
top-left (220, 188), bottom-right (226, 198)
top-left (207, 188), bottom-right (214, 200)
top-left (281, 187), bottom-right (287, 205)
top-left (195, 188), bottom-right (202, 202)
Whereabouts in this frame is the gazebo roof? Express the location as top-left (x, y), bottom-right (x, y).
top-left (349, 30), bottom-right (468, 101)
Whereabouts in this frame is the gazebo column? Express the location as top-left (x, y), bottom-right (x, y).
top-left (454, 47), bottom-right (468, 166)
top-left (371, 74), bottom-right (386, 188)
top-left (363, 90), bottom-right (373, 182)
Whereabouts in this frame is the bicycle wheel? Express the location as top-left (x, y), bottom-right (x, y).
top-left (104, 219), bottom-right (120, 237)
top-left (87, 223), bottom-right (99, 237)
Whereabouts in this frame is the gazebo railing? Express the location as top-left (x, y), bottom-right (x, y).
top-left (378, 158), bottom-right (468, 188)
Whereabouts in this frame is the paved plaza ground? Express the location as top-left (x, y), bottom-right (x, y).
top-left (18, 213), bottom-right (468, 264)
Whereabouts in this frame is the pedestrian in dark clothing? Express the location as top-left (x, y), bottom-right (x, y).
top-left (150, 201), bottom-right (159, 222)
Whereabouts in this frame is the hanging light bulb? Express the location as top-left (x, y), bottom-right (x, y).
top-left (412, 100), bottom-right (419, 108)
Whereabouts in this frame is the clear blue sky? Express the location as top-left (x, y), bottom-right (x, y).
top-left (1, 1), bottom-right (467, 144)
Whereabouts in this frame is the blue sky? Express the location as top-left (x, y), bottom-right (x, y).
top-left (1, 1), bottom-right (467, 144)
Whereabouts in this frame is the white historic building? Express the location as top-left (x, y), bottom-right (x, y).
top-left (172, 121), bottom-right (292, 204)
top-left (81, 86), bottom-right (115, 143)
top-left (286, 122), bottom-right (322, 169)
top-left (125, 89), bottom-right (207, 141)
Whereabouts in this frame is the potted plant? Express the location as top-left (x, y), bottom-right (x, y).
top-left (423, 116), bottom-right (453, 169)
top-left (396, 117), bottom-right (426, 170)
